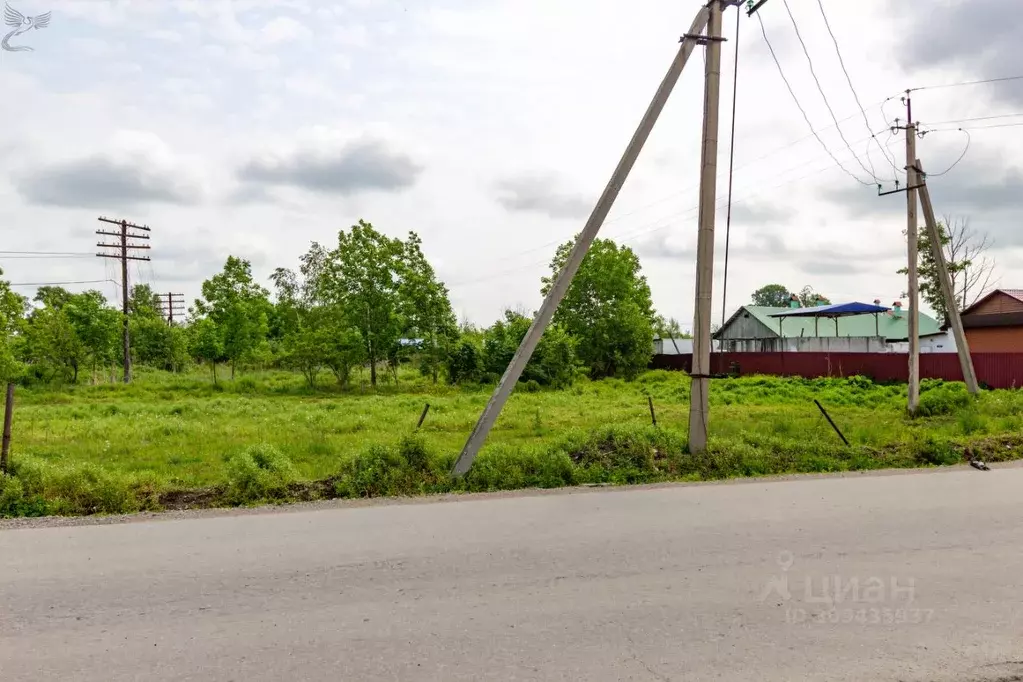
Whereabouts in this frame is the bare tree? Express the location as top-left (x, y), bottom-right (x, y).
top-left (943, 215), bottom-right (997, 311)
top-left (899, 215), bottom-right (997, 321)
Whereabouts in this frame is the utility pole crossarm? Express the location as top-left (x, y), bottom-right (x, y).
top-left (97, 216), bottom-right (150, 231)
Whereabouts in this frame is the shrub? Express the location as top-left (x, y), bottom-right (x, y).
top-left (446, 339), bottom-right (484, 384)
top-left (460, 444), bottom-right (575, 492)
top-left (334, 444), bottom-right (420, 498)
top-left (917, 383), bottom-right (971, 417)
top-left (45, 463), bottom-right (139, 516)
top-left (224, 444), bottom-right (296, 504)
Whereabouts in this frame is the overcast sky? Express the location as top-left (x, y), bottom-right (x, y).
top-left (1, 0), bottom-right (1020, 328)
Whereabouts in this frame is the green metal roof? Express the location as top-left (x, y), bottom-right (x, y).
top-left (729, 306), bottom-right (942, 341)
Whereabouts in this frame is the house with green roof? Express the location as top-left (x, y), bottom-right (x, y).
top-left (714, 302), bottom-right (947, 353)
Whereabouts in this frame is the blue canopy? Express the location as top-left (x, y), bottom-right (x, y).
top-left (769, 302), bottom-right (891, 318)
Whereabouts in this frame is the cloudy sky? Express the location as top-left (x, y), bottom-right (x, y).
top-left (1, 0), bottom-right (1020, 328)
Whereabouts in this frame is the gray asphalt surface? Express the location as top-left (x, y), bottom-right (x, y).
top-left (2, 468), bottom-right (1022, 681)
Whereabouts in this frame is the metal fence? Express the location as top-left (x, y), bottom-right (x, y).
top-left (650, 352), bottom-right (1023, 389)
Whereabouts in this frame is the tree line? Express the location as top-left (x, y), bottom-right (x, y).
top-left (0, 221), bottom-right (677, 388)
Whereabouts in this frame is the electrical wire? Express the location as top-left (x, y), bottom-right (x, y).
top-left (925, 128), bottom-right (970, 177)
top-left (909, 74), bottom-right (1023, 93)
top-left (781, 0), bottom-right (878, 183)
top-left (756, 12), bottom-right (873, 187)
top-left (9, 279), bottom-right (114, 287)
top-left (922, 112), bottom-right (1023, 126)
top-left (924, 121), bottom-right (1023, 132)
top-left (721, 4), bottom-right (741, 327)
top-left (0, 250), bottom-right (94, 256)
top-left (815, 0), bottom-right (900, 178)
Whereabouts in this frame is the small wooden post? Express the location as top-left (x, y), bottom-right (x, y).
top-left (814, 399), bottom-right (849, 446)
top-left (648, 396), bottom-right (657, 428)
top-left (416, 403), bottom-right (430, 431)
top-left (1, 383), bottom-right (14, 474)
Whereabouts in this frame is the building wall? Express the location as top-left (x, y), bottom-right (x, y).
top-left (969, 292), bottom-right (1023, 316)
top-left (965, 327), bottom-right (1023, 353)
top-left (718, 336), bottom-right (890, 354)
top-left (716, 313), bottom-right (775, 340)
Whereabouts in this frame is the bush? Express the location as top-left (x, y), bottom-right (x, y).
top-left (224, 444), bottom-right (297, 504)
top-left (45, 463), bottom-right (140, 516)
top-left (459, 444), bottom-right (575, 492)
top-left (917, 382), bottom-right (971, 417)
top-left (334, 444), bottom-right (420, 498)
top-left (446, 339), bottom-right (484, 384)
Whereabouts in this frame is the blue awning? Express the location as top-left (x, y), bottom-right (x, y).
top-left (769, 302), bottom-right (891, 318)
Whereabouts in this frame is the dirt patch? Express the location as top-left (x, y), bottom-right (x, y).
top-left (159, 487), bottom-right (223, 511)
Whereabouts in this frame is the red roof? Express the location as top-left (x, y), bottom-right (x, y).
top-left (1003, 289), bottom-right (1023, 304)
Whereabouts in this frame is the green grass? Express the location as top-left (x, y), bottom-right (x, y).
top-left (2, 366), bottom-right (1022, 517)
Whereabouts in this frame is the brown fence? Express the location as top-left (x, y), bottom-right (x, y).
top-left (650, 352), bottom-right (1023, 389)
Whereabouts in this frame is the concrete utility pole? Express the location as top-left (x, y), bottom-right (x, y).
top-left (96, 217), bottom-right (151, 383)
top-left (687, 0), bottom-right (726, 454)
top-left (450, 5), bottom-right (716, 476)
top-left (903, 92), bottom-right (921, 414)
top-left (915, 160), bottom-right (979, 395)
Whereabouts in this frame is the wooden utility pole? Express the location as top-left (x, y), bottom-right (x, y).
top-left (96, 217), bottom-right (151, 383)
top-left (915, 160), bottom-right (979, 395)
top-left (160, 292), bottom-right (186, 324)
top-left (902, 92), bottom-right (921, 414)
top-left (450, 5), bottom-right (716, 476)
top-left (687, 0), bottom-right (726, 454)
top-left (1, 382), bottom-right (13, 474)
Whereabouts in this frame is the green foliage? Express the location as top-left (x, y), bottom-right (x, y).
top-left (194, 256), bottom-right (271, 378)
top-left (750, 284), bottom-right (792, 307)
top-left (188, 318), bottom-right (225, 383)
top-left (481, 310), bottom-right (578, 388)
top-left (224, 444), bottom-right (297, 504)
top-left (446, 338), bottom-right (484, 384)
top-left (916, 380), bottom-right (972, 417)
top-left (543, 238), bottom-right (654, 379)
top-left (320, 221), bottom-right (405, 386)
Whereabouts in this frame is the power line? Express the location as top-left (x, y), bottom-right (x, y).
top-left (781, 0), bottom-right (878, 183)
top-left (909, 74), bottom-right (1023, 93)
top-left (0, 250), bottom-right (94, 256)
top-left (756, 12), bottom-right (873, 187)
top-left (925, 121), bottom-right (1023, 132)
top-left (815, 0), bottom-right (900, 178)
top-left (9, 279), bottom-right (114, 287)
top-left (921, 112), bottom-right (1023, 126)
top-left (925, 129), bottom-right (970, 178)
top-left (721, 4), bottom-right (741, 327)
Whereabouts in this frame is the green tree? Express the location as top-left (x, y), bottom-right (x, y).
top-left (445, 337), bottom-right (484, 384)
top-left (481, 310), bottom-right (577, 388)
top-left (319, 221), bottom-right (404, 387)
top-left (188, 317), bottom-right (224, 384)
top-left (750, 284), bottom-right (792, 307)
top-left (194, 256), bottom-right (271, 379)
top-left (63, 291), bottom-right (121, 381)
top-left (542, 238), bottom-right (654, 379)
top-left (0, 269), bottom-right (26, 382)
top-left (897, 216), bottom-right (995, 322)
top-left (797, 286), bottom-right (831, 308)
top-left (24, 305), bottom-right (84, 383)
top-left (398, 232), bottom-right (457, 383)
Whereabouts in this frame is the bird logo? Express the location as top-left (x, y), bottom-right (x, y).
top-left (2, 3), bottom-right (51, 53)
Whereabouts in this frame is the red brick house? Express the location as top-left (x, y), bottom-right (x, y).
top-left (959, 289), bottom-right (1023, 353)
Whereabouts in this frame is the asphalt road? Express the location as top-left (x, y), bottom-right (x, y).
top-left (3, 468), bottom-right (1023, 681)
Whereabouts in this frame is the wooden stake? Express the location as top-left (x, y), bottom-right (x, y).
top-left (1, 383), bottom-right (14, 474)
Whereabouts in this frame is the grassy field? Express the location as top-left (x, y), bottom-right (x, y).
top-left (2, 366), bottom-right (1022, 517)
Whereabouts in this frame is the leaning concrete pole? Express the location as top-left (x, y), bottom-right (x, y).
top-left (916, 160), bottom-right (979, 395)
top-left (451, 6), bottom-right (712, 476)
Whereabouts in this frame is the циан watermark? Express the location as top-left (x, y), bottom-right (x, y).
top-left (3, 3), bottom-right (51, 53)
top-left (758, 550), bottom-right (934, 626)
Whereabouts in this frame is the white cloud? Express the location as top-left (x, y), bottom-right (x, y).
top-left (0, 0), bottom-right (1020, 324)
